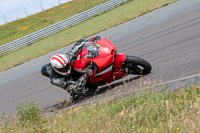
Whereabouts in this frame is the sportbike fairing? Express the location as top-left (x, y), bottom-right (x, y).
top-left (73, 39), bottom-right (117, 73)
top-left (73, 42), bottom-right (101, 73)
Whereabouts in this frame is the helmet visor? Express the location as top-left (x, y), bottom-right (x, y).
top-left (54, 67), bottom-right (67, 73)
top-left (54, 64), bottom-right (70, 73)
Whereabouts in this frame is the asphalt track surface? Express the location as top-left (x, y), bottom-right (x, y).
top-left (1, 0), bottom-right (200, 115)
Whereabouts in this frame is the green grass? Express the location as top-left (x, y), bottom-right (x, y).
top-left (1, 84), bottom-right (200, 132)
top-left (0, 0), bottom-right (109, 46)
top-left (0, 0), bottom-right (178, 72)
top-left (16, 102), bottom-right (42, 126)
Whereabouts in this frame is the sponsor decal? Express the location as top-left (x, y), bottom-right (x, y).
top-left (95, 44), bottom-right (101, 47)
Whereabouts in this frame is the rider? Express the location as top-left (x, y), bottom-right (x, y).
top-left (45, 36), bottom-right (101, 94)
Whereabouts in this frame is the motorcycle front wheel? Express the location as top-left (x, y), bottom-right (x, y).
top-left (124, 55), bottom-right (152, 75)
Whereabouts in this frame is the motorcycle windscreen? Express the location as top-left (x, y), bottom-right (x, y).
top-left (81, 42), bottom-right (101, 63)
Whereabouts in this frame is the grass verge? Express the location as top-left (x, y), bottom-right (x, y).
top-left (1, 84), bottom-right (200, 132)
top-left (0, 0), bottom-right (109, 46)
top-left (0, 0), bottom-right (178, 72)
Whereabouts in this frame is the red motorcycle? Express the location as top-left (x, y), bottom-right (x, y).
top-left (71, 38), bottom-right (151, 99)
top-left (41, 38), bottom-right (151, 102)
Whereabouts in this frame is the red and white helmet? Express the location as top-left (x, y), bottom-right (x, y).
top-left (50, 54), bottom-right (71, 75)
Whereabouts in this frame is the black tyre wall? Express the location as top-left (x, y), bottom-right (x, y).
top-left (124, 55), bottom-right (152, 75)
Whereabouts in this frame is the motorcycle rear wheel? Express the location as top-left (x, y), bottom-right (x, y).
top-left (124, 55), bottom-right (152, 75)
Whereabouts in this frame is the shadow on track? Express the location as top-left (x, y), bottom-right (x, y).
top-left (44, 76), bottom-right (141, 113)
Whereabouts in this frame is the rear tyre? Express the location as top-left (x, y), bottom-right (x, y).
top-left (124, 55), bottom-right (152, 75)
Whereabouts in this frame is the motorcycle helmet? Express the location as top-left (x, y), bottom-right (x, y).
top-left (50, 54), bottom-right (71, 75)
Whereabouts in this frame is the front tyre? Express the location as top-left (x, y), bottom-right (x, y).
top-left (124, 55), bottom-right (152, 75)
